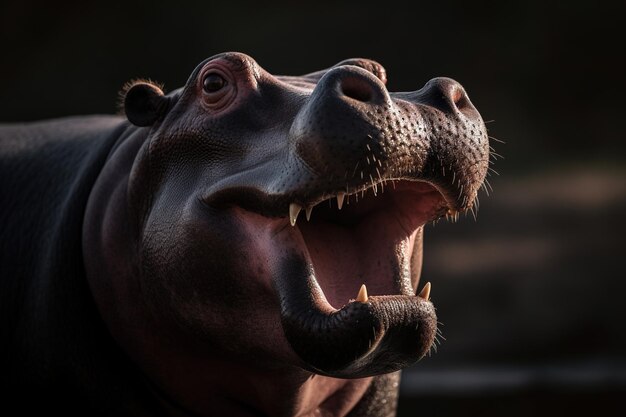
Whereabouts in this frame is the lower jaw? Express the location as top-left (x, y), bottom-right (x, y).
top-left (274, 246), bottom-right (437, 378)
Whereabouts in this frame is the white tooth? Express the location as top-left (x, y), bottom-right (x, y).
top-left (418, 282), bottom-right (431, 300)
top-left (305, 206), bottom-right (313, 221)
top-left (289, 203), bottom-right (301, 226)
top-left (356, 284), bottom-right (369, 303)
top-left (336, 192), bottom-right (345, 210)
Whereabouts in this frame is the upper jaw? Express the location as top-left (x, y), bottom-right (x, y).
top-left (286, 178), bottom-right (456, 228)
top-left (201, 162), bottom-right (466, 225)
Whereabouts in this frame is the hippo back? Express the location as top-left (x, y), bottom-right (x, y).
top-left (0, 116), bottom-right (151, 414)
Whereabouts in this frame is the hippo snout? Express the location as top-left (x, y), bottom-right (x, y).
top-left (289, 65), bottom-right (487, 212)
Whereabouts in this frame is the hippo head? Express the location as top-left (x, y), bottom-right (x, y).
top-left (92, 52), bottom-right (489, 383)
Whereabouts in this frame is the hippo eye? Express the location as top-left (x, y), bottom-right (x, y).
top-left (203, 73), bottom-right (227, 93)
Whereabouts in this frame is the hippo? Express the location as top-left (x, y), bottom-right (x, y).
top-left (0, 52), bottom-right (489, 416)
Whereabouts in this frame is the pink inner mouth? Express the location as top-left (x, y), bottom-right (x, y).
top-left (296, 181), bottom-right (448, 309)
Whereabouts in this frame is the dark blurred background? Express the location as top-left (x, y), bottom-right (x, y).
top-left (2, 0), bottom-right (624, 415)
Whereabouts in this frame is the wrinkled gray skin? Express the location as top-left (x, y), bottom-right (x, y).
top-left (0, 52), bottom-right (489, 416)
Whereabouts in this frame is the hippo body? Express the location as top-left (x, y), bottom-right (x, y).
top-left (0, 117), bottom-right (152, 414)
top-left (0, 53), bottom-right (489, 416)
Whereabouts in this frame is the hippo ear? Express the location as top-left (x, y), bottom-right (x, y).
top-left (121, 80), bottom-right (169, 127)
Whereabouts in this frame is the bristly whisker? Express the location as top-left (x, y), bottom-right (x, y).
top-left (488, 135), bottom-right (505, 144)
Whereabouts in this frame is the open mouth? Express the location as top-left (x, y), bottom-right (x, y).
top-left (257, 178), bottom-right (458, 378)
top-left (290, 180), bottom-right (448, 310)
top-left (202, 157), bottom-right (474, 377)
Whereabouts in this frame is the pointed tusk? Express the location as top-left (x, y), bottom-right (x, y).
top-left (337, 192), bottom-right (345, 210)
top-left (418, 282), bottom-right (431, 300)
top-left (289, 203), bottom-right (301, 226)
top-left (356, 284), bottom-right (368, 303)
top-left (305, 206), bottom-right (313, 221)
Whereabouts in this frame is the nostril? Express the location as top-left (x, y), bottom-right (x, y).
top-left (340, 77), bottom-right (374, 102)
top-left (417, 78), bottom-right (476, 115)
top-left (451, 87), bottom-right (471, 113)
